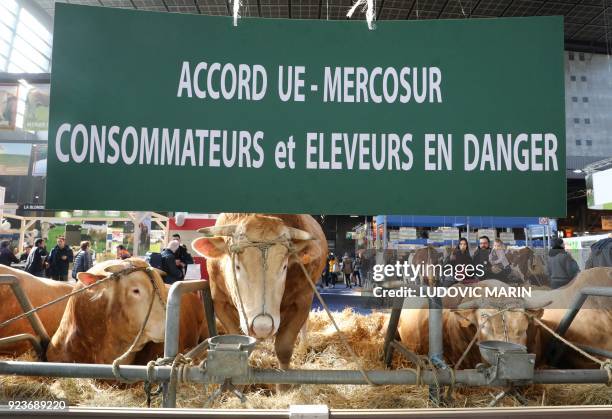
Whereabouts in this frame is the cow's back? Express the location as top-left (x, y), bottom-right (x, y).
top-left (0, 265), bottom-right (73, 355)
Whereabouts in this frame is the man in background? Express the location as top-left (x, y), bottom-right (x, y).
top-left (19, 244), bottom-right (32, 262)
top-left (116, 244), bottom-right (131, 260)
top-left (161, 240), bottom-right (184, 284)
top-left (25, 238), bottom-right (47, 277)
top-left (47, 236), bottom-right (74, 281)
top-left (548, 237), bottom-right (580, 289)
top-left (172, 233), bottom-right (194, 275)
top-left (585, 233), bottom-right (612, 268)
top-left (0, 240), bottom-right (18, 266)
top-left (472, 236), bottom-right (491, 279)
top-left (342, 253), bottom-right (353, 288)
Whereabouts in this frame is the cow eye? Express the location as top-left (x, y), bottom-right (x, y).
top-left (235, 265), bottom-right (241, 271)
top-left (132, 288), bottom-right (140, 295)
top-left (283, 265), bottom-right (287, 271)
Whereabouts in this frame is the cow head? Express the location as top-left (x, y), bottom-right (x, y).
top-left (76, 258), bottom-right (168, 350)
top-left (454, 296), bottom-right (550, 348)
top-left (192, 215), bottom-right (315, 339)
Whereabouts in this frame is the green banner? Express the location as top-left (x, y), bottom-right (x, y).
top-left (48, 4), bottom-right (566, 216)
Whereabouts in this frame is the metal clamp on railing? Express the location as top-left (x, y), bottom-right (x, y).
top-left (206, 335), bottom-right (257, 379)
top-left (204, 334), bottom-right (257, 406)
top-left (478, 341), bottom-right (535, 384)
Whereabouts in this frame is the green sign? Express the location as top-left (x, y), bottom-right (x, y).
top-left (48, 4), bottom-right (566, 216)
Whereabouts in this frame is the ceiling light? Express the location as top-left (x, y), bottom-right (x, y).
top-left (572, 169), bottom-right (583, 174)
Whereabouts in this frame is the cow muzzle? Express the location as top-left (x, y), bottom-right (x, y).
top-left (250, 313), bottom-right (275, 339)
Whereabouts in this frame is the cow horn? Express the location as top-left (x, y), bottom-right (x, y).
top-left (457, 299), bottom-right (480, 310)
top-left (104, 263), bottom-right (129, 274)
top-left (288, 227), bottom-right (314, 241)
top-left (197, 225), bottom-right (238, 237)
top-left (524, 298), bottom-right (553, 310)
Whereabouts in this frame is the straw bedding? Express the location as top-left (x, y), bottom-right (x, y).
top-left (1, 309), bottom-right (611, 409)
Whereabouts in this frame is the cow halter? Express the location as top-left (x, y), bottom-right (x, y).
top-left (227, 233), bottom-right (294, 335)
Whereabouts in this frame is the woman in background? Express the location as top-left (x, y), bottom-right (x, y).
top-left (446, 237), bottom-right (474, 285)
top-left (72, 241), bottom-right (93, 279)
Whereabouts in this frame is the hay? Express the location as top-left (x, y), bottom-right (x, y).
top-left (1, 308), bottom-right (611, 409)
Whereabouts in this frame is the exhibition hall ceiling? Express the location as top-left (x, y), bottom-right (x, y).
top-left (31, 0), bottom-right (612, 53)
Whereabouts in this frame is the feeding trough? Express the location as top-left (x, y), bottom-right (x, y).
top-left (478, 340), bottom-right (535, 384)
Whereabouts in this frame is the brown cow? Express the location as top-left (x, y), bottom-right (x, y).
top-left (530, 267), bottom-right (612, 368)
top-left (398, 280), bottom-right (547, 368)
top-left (46, 258), bottom-right (168, 364)
top-left (0, 265), bottom-right (73, 356)
top-left (506, 247), bottom-right (548, 285)
top-left (192, 214), bottom-right (326, 372)
top-left (410, 246), bottom-right (443, 285)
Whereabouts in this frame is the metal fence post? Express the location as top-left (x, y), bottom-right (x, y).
top-left (162, 280), bottom-right (209, 408)
top-left (428, 295), bottom-right (447, 404)
top-left (383, 298), bottom-right (403, 367)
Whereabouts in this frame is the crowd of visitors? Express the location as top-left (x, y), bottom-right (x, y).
top-left (321, 252), bottom-right (363, 289)
top-left (0, 233), bottom-right (194, 285)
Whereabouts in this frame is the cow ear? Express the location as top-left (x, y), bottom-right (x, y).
top-left (192, 237), bottom-right (227, 259)
top-left (453, 309), bottom-right (476, 328)
top-left (77, 272), bottom-right (106, 286)
top-left (290, 237), bottom-right (321, 266)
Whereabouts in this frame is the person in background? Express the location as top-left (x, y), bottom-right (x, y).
top-left (47, 236), bottom-right (74, 281)
top-left (116, 244), bottom-right (131, 260)
top-left (547, 237), bottom-right (580, 289)
top-left (328, 255), bottom-right (338, 288)
top-left (584, 233), bottom-right (612, 268)
top-left (342, 253), bottom-right (353, 288)
top-left (72, 241), bottom-right (93, 279)
top-left (320, 254), bottom-right (330, 288)
top-left (472, 236), bottom-right (492, 279)
top-left (171, 233), bottom-right (194, 275)
top-left (19, 244), bottom-right (32, 262)
top-left (447, 237), bottom-right (474, 285)
top-left (161, 240), bottom-right (184, 284)
top-left (489, 239), bottom-right (511, 281)
top-left (353, 254), bottom-right (362, 287)
top-left (25, 238), bottom-right (47, 277)
top-left (0, 240), bottom-right (18, 267)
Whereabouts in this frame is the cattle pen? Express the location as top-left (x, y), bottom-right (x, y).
top-left (0, 275), bottom-right (611, 412)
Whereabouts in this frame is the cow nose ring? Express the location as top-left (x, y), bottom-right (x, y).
top-left (251, 313), bottom-right (275, 337)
